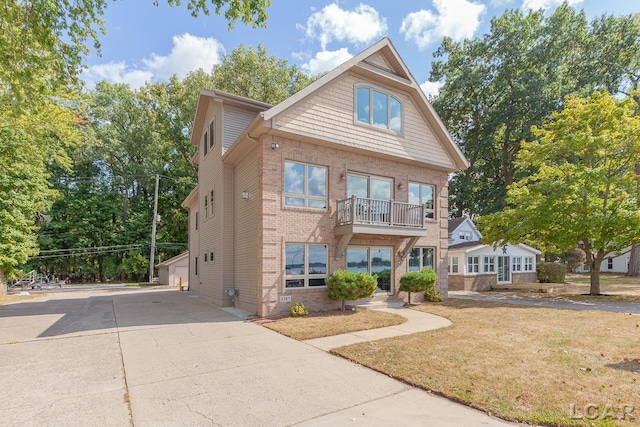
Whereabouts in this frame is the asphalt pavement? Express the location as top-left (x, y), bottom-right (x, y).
top-left (0, 287), bottom-right (518, 427)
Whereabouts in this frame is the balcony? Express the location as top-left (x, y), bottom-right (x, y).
top-left (335, 196), bottom-right (427, 237)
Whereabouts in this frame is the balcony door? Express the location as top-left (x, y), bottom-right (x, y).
top-left (347, 174), bottom-right (392, 200)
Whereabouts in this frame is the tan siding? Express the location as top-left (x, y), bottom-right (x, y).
top-left (363, 52), bottom-right (393, 73)
top-left (197, 100), bottom-right (227, 305)
top-left (188, 204), bottom-right (199, 294)
top-left (222, 104), bottom-right (259, 151)
top-left (233, 148), bottom-right (260, 314)
top-left (273, 73), bottom-right (455, 169)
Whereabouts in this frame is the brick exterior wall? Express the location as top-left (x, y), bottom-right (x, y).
top-left (447, 274), bottom-right (495, 291)
top-left (257, 134), bottom-right (450, 317)
top-left (512, 272), bottom-right (537, 284)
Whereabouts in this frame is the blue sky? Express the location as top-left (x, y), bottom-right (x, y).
top-left (82, 0), bottom-right (640, 96)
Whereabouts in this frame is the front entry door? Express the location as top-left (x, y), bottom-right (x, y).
top-left (497, 256), bottom-right (510, 284)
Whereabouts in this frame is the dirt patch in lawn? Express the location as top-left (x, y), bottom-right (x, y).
top-left (262, 308), bottom-right (406, 340)
top-left (0, 292), bottom-right (42, 305)
top-left (333, 299), bottom-right (640, 426)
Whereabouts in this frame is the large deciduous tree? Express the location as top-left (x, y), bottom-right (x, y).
top-left (479, 92), bottom-right (640, 295)
top-left (431, 5), bottom-right (640, 217)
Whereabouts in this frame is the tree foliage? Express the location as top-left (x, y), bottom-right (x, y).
top-left (399, 268), bottom-right (437, 304)
top-left (478, 92), bottom-right (640, 294)
top-left (212, 44), bottom-right (315, 105)
top-left (326, 270), bottom-right (378, 311)
top-left (431, 5), bottom-right (640, 217)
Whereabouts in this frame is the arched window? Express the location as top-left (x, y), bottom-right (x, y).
top-left (356, 86), bottom-right (402, 133)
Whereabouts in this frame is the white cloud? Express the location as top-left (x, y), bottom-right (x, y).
top-left (521, 0), bottom-right (583, 11)
top-left (302, 48), bottom-right (353, 75)
top-left (304, 3), bottom-right (388, 50)
top-left (142, 33), bottom-right (224, 81)
top-left (400, 0), bottom-right (486, 50)
top-left (420, 80), bottom-right (444, 98)
top-left (82, 33), bottom-right (224, 89)
top-left (82, 62), bottom-right (153, 90)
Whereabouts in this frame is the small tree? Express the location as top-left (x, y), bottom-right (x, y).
top-left (326, 269), bottom-right (377, 311)
top-left (399, 269), bottom-right (438, 304)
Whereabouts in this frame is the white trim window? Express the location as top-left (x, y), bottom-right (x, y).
top-left (524, 256), bottom-right (534, 271)
top-left (448, 256), bottom-right (459, 273)
top-left (210, 190), bottom-right (215, 217)
top-left (408, 182), bottom-right (435, 219)
top-left (285, 244), bottom-right (327, 288)
top-left (483, 256), bottom-right (495, 273)
top-left (512, 256), bottom-right (522, 272)
top-left (284, 161), bottom-right (327, 209)
top-left (459, 230), bottom-right (472, 241)
top-left (355, 86), bottom-right (402, 132)
top-left (209, 120), bottom-right (215, 149)
top-left (204, 195), bottom-right (208, 219)
top-left (467, 256), bottom-right (479, 273)
top-left (408, 247), bottom-right (435, 271)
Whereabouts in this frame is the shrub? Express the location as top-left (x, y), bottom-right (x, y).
top-left (399, 268), bottom-right (438, 304)
top-left (326, 269), bottom-right (378, 311)
top-left (537, 262), bottom-right (567, 283)
top-left (424, 288), bottom-right (444, 302)
top-left (289, 302), bottom-right (308, 317)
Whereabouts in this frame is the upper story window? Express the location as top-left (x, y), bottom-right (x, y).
top-left (203, 131), bottom-right (208, 156)
top-left (459, 230), bottom-right (472, 241)
top-left (209, 120), bottom-right (215, 149)
top-left (408, 182), bottom-right (435, 219)
top-left (204, 195), bottom-right (208, 218)
top-left (356, 86), bottom-right (402, 133)
top-left (284, 161), bottom-right (327, 209)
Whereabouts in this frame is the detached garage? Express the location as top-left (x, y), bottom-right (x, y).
top-left (157, 252), bottom-right (189, 288)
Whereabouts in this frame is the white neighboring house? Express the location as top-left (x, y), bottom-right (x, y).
top-left (157, 252), bottom-right (189, 288)
top-left (447, 217), bottom-right (540, 291)
top-left (573, 248), bottom-right (631, 274)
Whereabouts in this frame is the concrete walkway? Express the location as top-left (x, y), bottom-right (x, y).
top-left (0, 288), bottom-right (519, 427)
top-left (450, 290), bottom-right (640, 314)
top-left (304, 300), bottom-right (452, 351)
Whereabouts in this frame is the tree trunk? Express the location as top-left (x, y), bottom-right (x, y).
top-left (627, 243), bottom-right (640, 277)
top-left (0, 267), bottom-right (5, 295)
top-left (590, 255), bottom-right (604, 295)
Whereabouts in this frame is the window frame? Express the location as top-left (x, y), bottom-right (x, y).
top-left (285, 243), bottom-right (328, 289)
top-left (448, 256), bottom-right (459, 273)
top-left (195, 211), bottom-right (198, 231)
top-left (203, 131), bottom-right (208, 156)
top-left (512, 256), bottom-right (522, 272)
top-left (483, 256), bottom-right (495, 273)
top-left (204, 195), bottom-right (208, 219)
top-left (524, 256), bottom-right (534, 271)
top-left (467, 256), bottom-right (479, 273)
top-left (354, 85), bottom-right (403, 133)
top-left (408, 247), bottom-right (435, 271)
top-left (210, 189), bottom-right (214, 217)
top-left (408, 182), bottom-right (435, 219)
top-left (284, 161), bottom-right (328, 209)
top-left (209, 120), bottom-right (215, 149)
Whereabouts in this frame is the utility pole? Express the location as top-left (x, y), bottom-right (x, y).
top-left (149, 174), bottom-right (159, 283)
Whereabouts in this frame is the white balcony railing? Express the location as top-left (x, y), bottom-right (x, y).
top-left (336, 195), bottom-right (425, 228)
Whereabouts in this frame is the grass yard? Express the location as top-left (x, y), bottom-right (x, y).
top-left (333, 300), bottom-right (640, 426)
top-left (262, 308), bottom-right (406, 340)
top-left (503, 273), bottom-right (640, 303)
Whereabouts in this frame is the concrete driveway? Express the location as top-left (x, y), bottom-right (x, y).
top-left (0, 288), bottom-right (517, 427)
top-left (449, 290), bottom-right (640, 314)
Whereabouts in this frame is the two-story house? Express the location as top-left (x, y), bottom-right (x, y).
top-left (182, 38), bottom-right (468, 317)
top-left (447, 217), bottom-right (540, 291)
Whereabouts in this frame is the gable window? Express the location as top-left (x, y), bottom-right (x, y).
top-left (467, 256), bottom-right (479, 273)
top-left (524, 256), bottom-right (534, 271)
top-left (459, 230), bottom-right (472, 241)
top-left (483, 256), bottom-right (495, 273)
top-left (284, 161), bottom-right (327, 209)
top-left (512, 256), bottom-right (522, 272)
top-left (408, 183), bottom-right (435, 219)
top-left (204, 196), bottom-right (208, 219)
top-left (356, 86), bottom-right (402, 133)
top-left (204, 131), bottom-right (208, 156)
top-left (448, 256), bottom-right (459, 273)
top-left (285, 244), bottom-right (327, 288)
top-left (209, 120), bottom-right (215, 149)
top-left (408, 247), bottom-right (434, 271)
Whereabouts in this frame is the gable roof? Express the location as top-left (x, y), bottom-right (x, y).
top-left (448, 217), bottom-right (467, 233)
top-left (157, 251), bottom-right (189, 267)
top-left (228, 37), bottom-right (468, 171)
